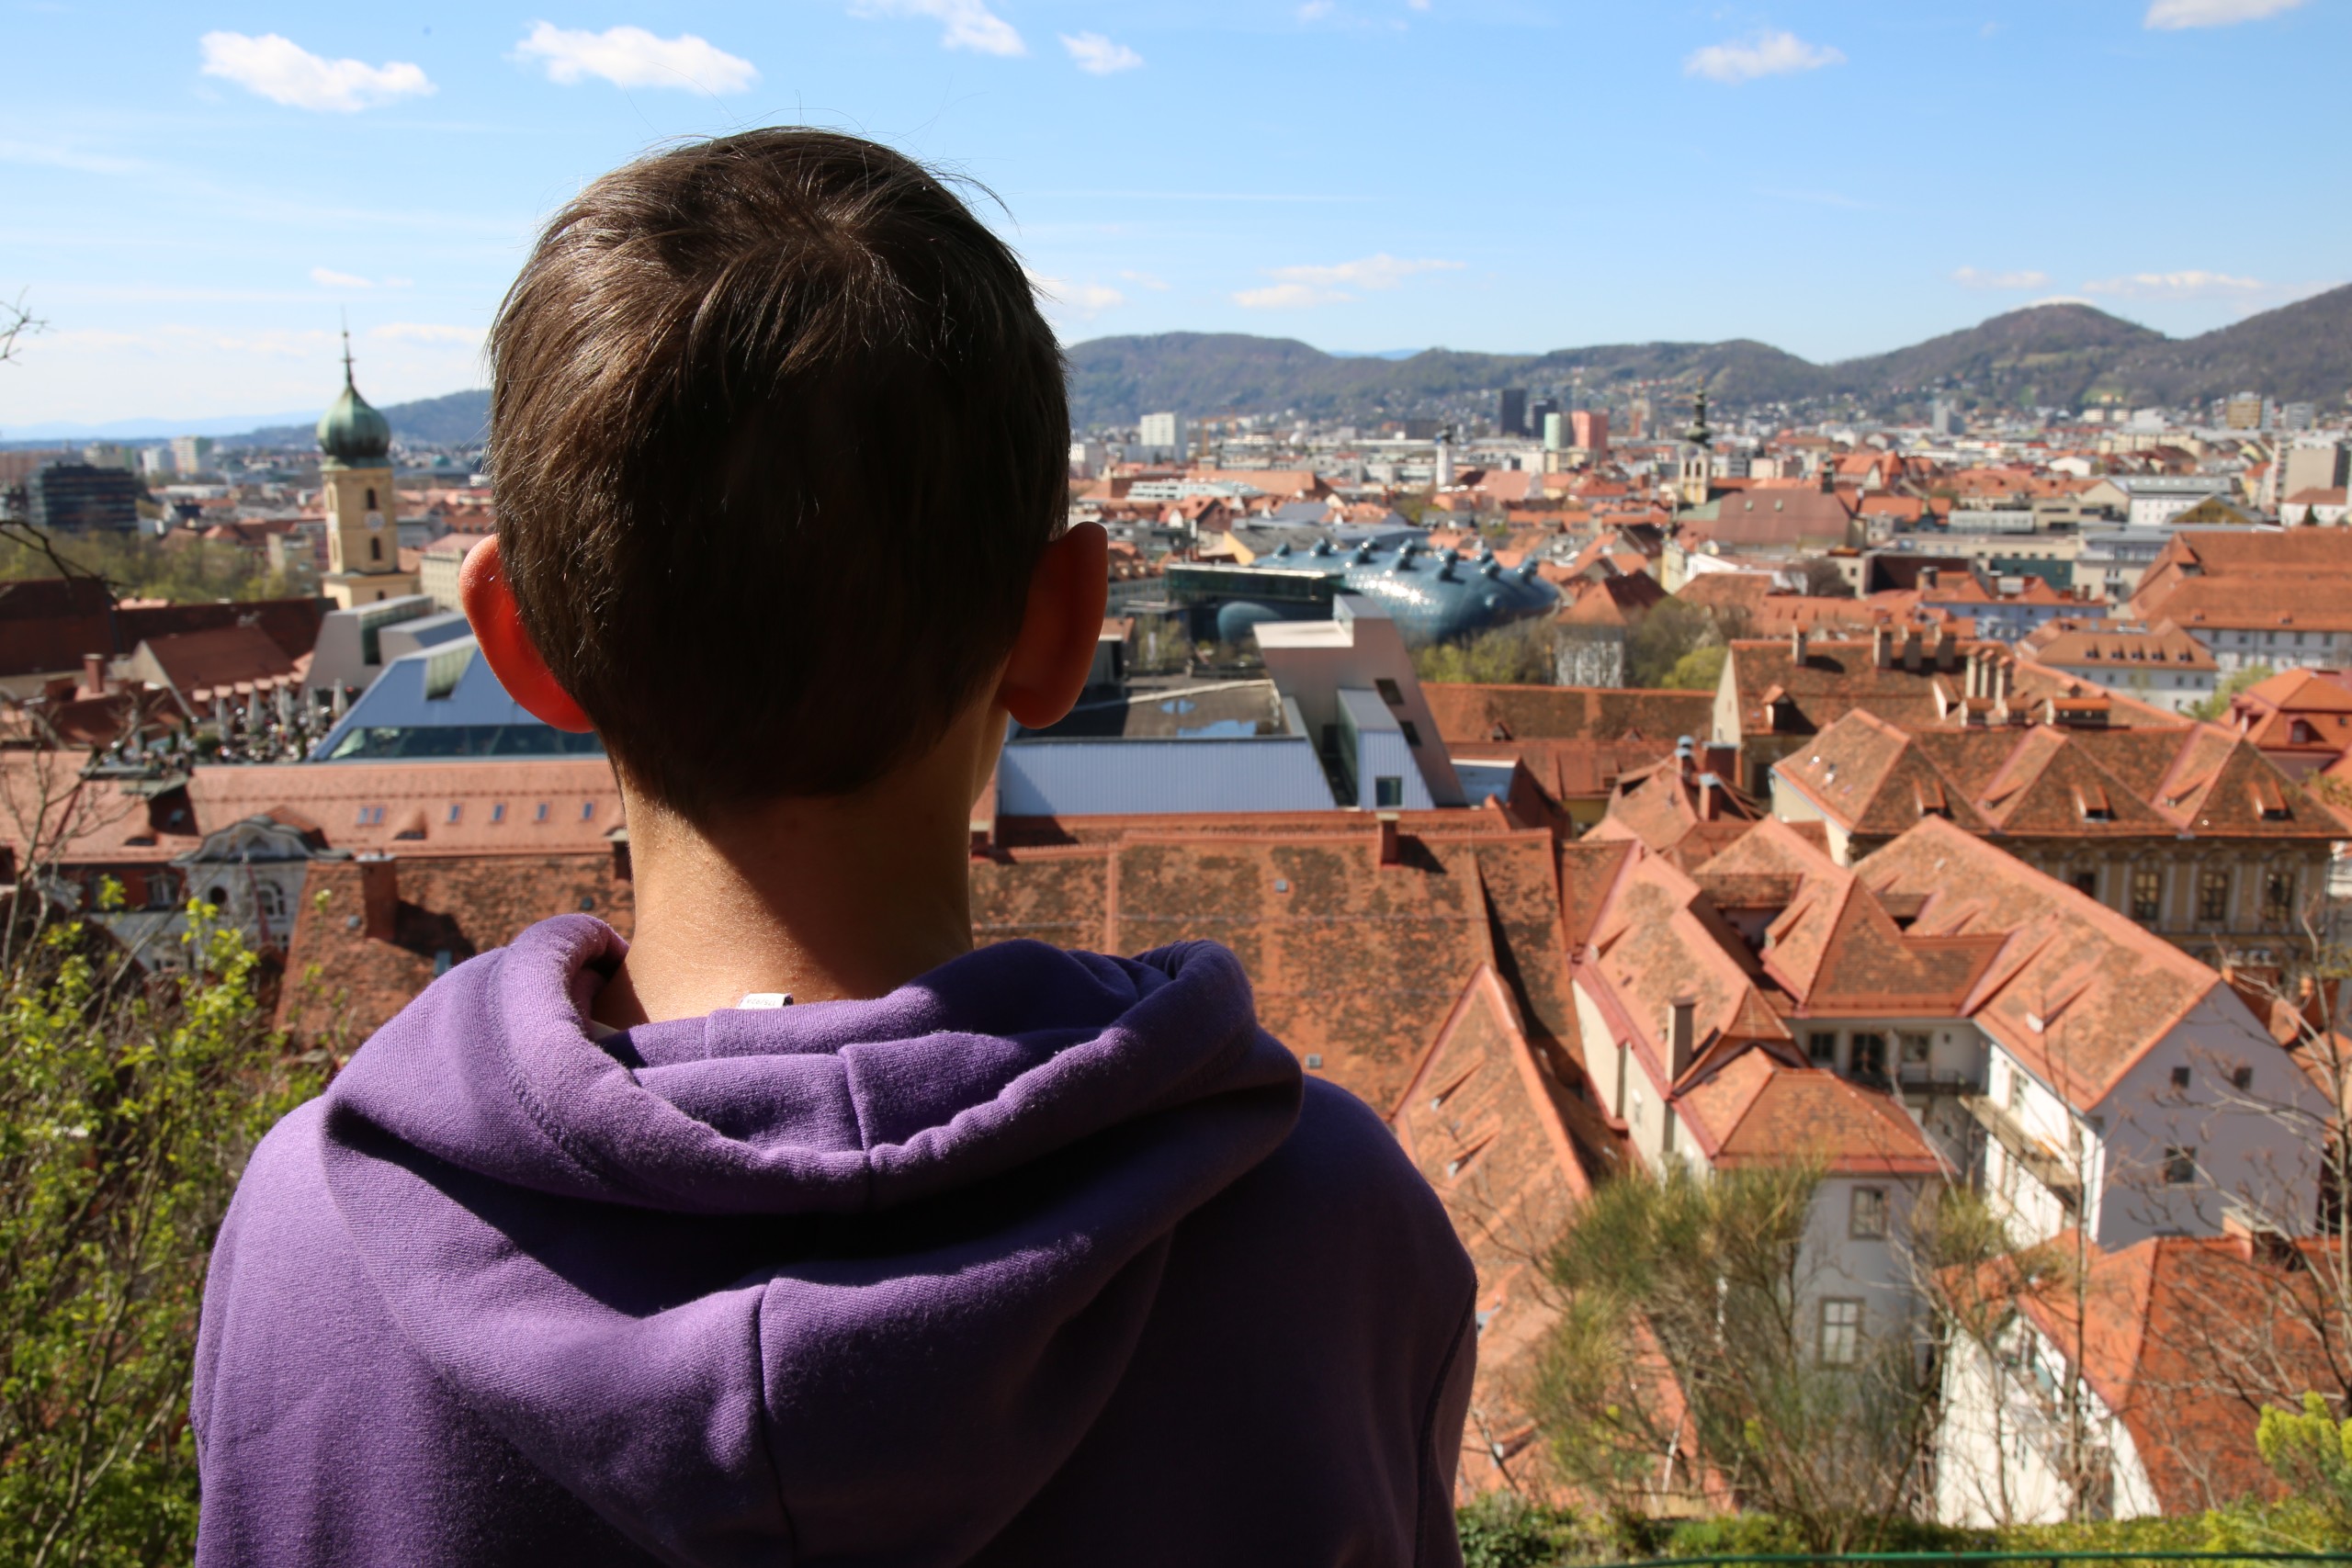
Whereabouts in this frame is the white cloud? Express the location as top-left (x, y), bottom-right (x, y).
top-left (1026, 271), bottom-right (1125, 321)
top-left (514, 23), bottom-right (759, 93)
top-left (2144, 0), bottom-right (2306, 28)
top-left (1952, 266), bottom-right (2052, 290)
top-left (370, 322), bottom-right (486, 346)
top-left (1235, 254), bottom-right (1464, 309)
top-left (311, 267), bottom-right (372, 289)
top-left (1234, 282), bottom-right (1329, 310)
top-left (2082, 270), bottom-right (2267, 299)
top-left (1297, 1), bottom-right (1335, 18)
top-left (1683, 29), bottom-right (1845, 84)
top-left (0, 140), bottom-right (142, 175)
top-left (1119, 269), bottom-right (1170, 290)
top-left (851, 0), bottom-right (1025, 56)
top-left (1060, 31), bottom-right (1142, 73)
top-left (1408, 0), bottom-right (1431, 9)
top-left (198, 32), bottom-right (435, 112)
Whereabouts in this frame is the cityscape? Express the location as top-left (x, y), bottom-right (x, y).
top-left (6, 3), bottom-right (2352, 1563)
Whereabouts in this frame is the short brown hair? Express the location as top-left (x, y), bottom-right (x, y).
top-left (488, 130), bottom-right (1068, 819)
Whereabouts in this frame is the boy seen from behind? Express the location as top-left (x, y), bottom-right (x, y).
top-left (193, 130), bottom-right (1476, 1568)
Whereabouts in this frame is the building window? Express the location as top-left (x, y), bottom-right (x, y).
top-left (2008, 1065), bottom-right (2029, 1114)
top-left (368, 536), bottom-right (382, 563)
top-left (446, 804), bottom-right (462, 824)
top-left (356, 805), bottom-right (385, 826)
top-left (2232, 1065), bottom-right (2255, 1091)
top-left (2071, 869), bottom-right (2098, 900)
top-left (1398, 719), bottom-right (1422, 749)
top-left (1819, 1299), bottom-right (1862, 1365)
top-left (1374, 677), bottom-right (1406, 707)
top-left (1849, 1032), bottom-right (1888, 1082)
top-left (2199, 869), bottom-right (2230, 923)
top-left (2264, 872), bottom-right (2294, 924)
top-left (1850, 1187), bottom-right (1889, 1240)
top-left (145, 872), bottom-right (178, 910)
top-left (365, 487), bottom-right (378, 509)
top-left (2164, 1147), bottom-right (2199, 1186)
top-left (1374, 775), bottom-right (1404, 808)
top-left (1899, 1032), bottom-right (1931, 1066)
top-left (491, 803), bottom-right (507, 824)
top-left (580, 801), bottom-right (595, 820)
top-left (535, 802), bottom-right (551, 822)
top-left (1808, 1032), bottom-right (1837, 1066)
top-left (2170, 1066), bottom-right (2191, 1091)
top-left (2131, 867), bottom-right (2163, 923)
top-left (255, 883), bottom-right (287, 922)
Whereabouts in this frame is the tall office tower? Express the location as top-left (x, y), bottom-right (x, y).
top-left (1498, 388), bottom-right (1528, 437)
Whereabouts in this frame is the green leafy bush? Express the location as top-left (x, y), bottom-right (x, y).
top-left (0, 901), bottom-right (318, 1567)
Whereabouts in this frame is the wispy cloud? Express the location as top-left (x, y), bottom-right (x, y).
top-left (1234, 254), bottom-right (1464, 309)
top-left (2082, 270), bottom-right (2267, 299)
top-left (1119, 269), bottom-right (1170, 290)
top-left (851, 0), bottom-right (1025, 56)
top-left (310, 267), bottom-right (374, 289)
top-left (1684, 29), bottom-right (1845, 84)
top-left (0, 140), bottom-right (143, 175)
top-left (1297, 0), bottom-right (1335, 17)
top-left (1952, 266), bottom-right (2052, 290)
top-left (198, 32), bottom-right (435, 112)
top-left (514, 22), bottom-right (759, 93)
top-left (371, 322), bottom-right (485, 345)
top-left (1060, 31), bottom-right (1143, 73)
top-left (2144, 0), bottom-right (2306, 28)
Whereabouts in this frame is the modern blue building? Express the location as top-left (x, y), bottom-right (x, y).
top-left (1169, 533), bottom-right (1559, 649)
top-left (311, 637), bottom-right (605, 761)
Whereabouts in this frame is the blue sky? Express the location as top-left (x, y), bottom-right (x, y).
top-left (2, 0), bottom-right (2344, 431)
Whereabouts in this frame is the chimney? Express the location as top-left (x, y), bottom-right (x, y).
top-left (1919, 566), bottom-right (1940, 593)
top-left (1902, 629), bottom-right (1923, 673)
top-left (1376, 811), bottom-right (1402, 869)
top-left (80, 653), bottom-right (107, 697)
top-left (1873, 625), bottom-right (1894, 670)
top-left (1669, 997), bottom-right (1698, 1081)
top-left (1939, 627), bottom-right (1961, 671)
top-left (1992, 655), bottom-right (2012, 707)
top-left (356, 853), bottom-right (398, 942)
top-left (1791, 627), bottom-right (1809, 666)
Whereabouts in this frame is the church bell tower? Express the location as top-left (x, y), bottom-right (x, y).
top-left (316, 334), bottom-right (420, 608)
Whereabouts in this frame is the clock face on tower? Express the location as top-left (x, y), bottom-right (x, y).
top-left (367, 511), bottom-right (385, 531)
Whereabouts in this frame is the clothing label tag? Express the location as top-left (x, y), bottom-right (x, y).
top-left (739, 992), bottom-right (794, 1010)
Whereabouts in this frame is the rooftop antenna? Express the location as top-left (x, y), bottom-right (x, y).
top-left (340, 310), bottom-right (355, 387)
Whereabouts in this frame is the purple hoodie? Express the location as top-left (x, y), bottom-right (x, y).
top-left (194, 917), bottom-right (1476, 1566)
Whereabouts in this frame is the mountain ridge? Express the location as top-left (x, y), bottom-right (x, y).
top-left (57, 288), bottom-right (2345, 449)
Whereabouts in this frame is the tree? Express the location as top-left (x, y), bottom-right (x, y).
top-left (1795, 557), bottom-right (1854, 599)
top-left (1528, 1159), bottom-right (1941, 1551)
top-left (0, 844), bottom-right (320, 1562)
top-left (2188, 663), bottom-right (2277, 723)
top-left (1415, 617), bottom-right (1558, 685)
top-left (1626, 598), bottom-right (1747, 691)
top-left (0, 288), bottom-right (44, 366)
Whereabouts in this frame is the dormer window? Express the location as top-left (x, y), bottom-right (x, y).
top-left (2073, 783), bottom-right (2113, 822)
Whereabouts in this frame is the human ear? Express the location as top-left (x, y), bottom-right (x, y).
top-left (458, 535), bottom-right (597, 734)
top-left (995, 523), bottom-right (1110, 731)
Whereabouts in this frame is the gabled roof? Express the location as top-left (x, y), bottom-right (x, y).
top-left (1677, 1053), bottom-right (1942, 1176)
top-left (1391, 965), bottom-right (1620, 1495)
top-left (1855, 818), bottom-right (2230, 1106)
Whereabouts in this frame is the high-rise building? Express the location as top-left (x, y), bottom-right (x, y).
top-left (1529, 397), bottom-right (1560, 438)
top-left (1136, 411), bottom-right (1188, 464)
top-left (1571, 410), bottom-right (1609, 454)
top-left (171, 434), bottom-right (216, 476)
top-left (26, 461), bottom-right (141, 533)
top-left (316, 340), bottom-right (420, 609)
top-left (1929, 398), bottom-right (1957, 437)
top-left (1498, 388), bottom-right (1527, 437)
top-left (2222, 393), bottom-right (2267, 431)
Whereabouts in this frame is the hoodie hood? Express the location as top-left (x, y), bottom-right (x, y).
top-left (320, 916), bottom-right (1302, 1567)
